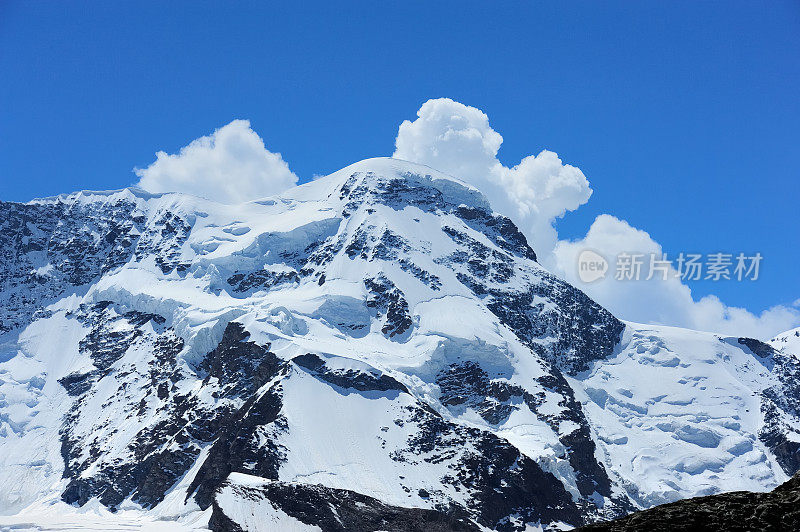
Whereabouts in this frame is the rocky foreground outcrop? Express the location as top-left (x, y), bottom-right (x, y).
top-left (579, 472), bottom-right (800, 532)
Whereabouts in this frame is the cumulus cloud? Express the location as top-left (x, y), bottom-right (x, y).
top-left (393, 98), bottom-right (592, 264)
top-left (135, 119), bottom-right (298, 204)
top-left (394, 98), bottom-right (799, 339)
top-left (553, 215), bottom-right (800, 339)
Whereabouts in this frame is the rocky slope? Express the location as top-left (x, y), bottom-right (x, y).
top-left (0, 158), bottom-right (798, 531)
top-left (578, 471), bottom-right (800, 531)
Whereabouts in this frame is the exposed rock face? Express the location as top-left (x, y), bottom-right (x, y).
top-left (758, 344), bottom-right (800, 477)
top-left (0, 158), bottom-right (798, 530)
top-left (578, 472), bottom-right (800, 532)
top-left (211, 478), bottom-right (482, 532)
top-left (59, 316), bottom-right (287, 510)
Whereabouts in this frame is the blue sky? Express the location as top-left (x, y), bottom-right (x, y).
top-left (1, 1), bottom-right (798, 322)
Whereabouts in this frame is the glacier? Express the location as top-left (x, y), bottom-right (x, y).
top-left (0, 158), bottom-right (798, 531)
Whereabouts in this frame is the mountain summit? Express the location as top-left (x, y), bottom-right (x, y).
top-left (1, 158), bottom-right (799, 531)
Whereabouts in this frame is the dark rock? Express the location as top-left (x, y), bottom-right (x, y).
top-left (208, 500), bottom-right (245, 532)
top-left (365, 275), bottom-right (413, 338)
top-left (436, 361), bottom-right (518, 425)
top-left (293, 353), bottom-right (409, 394)
top-left (59, 318), bottom-right (286, 510)
top-left (227, 269), bottom-right (300, 294)
top-left (58, 371), bottom-right (99, 396)
top-left (199, 322), bottom-right (282, 396)
top-left (393, 403), bottom-right (584, 531)
top-left (487, 275), bottom-right (624, 374)
top-left (435, 360), bottom-right (618, 506)
top-left (188, 384), bottom-right (287, 509)
top-left (578, 472), bottom-right (800, 532)
top-left (212, 480), bottom-right (481, 532)
top-left (738, 337), bottom-right (777, 358)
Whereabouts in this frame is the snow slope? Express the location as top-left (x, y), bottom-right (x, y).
top-left (771, 326), bottom-right (800, 358)
top-left (1, 158), bottom-right (798, 531)
top-left (575, 324), bottom-right (791, 507)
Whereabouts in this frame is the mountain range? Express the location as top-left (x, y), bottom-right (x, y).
top-left (1, 158), bottom-right (798, 531)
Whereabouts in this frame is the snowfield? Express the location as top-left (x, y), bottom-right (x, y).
top-left (772, 326), bottom-right (800, 358)
top-left (0, 158), bottom-right (798, 531)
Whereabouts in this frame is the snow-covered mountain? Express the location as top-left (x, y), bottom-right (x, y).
top-left (1, 158), bottom-right (799, 531)
top-left (771, 327), bottom-right (800, 358)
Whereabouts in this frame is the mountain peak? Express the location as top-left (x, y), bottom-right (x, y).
top-left (319, 156), bottom-right (478, 189)
top-left (283, 156), bottom-right (492, 213)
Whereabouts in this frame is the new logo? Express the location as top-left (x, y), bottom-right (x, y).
top-left (577, 249), bottom-right (608, 283)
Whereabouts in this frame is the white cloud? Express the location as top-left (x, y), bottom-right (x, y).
top-left (135, 119), bottom-right (298, 204)
top-left (553, 215), bottom-right (800, 339)
top-left (394, 98), bottom-right (799, 340)
top-left (393, 98), bottom-right (592, 264)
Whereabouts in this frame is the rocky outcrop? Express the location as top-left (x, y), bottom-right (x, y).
top-left (579, 472), bottom-right (800, 532)
top-left (211, 480), bottom-right (482, 532)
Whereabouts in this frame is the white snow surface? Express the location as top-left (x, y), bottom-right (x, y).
top-left (574, 323), bottom-right (787, 507)
top-left (771, 326), bottom-right (800, 358)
